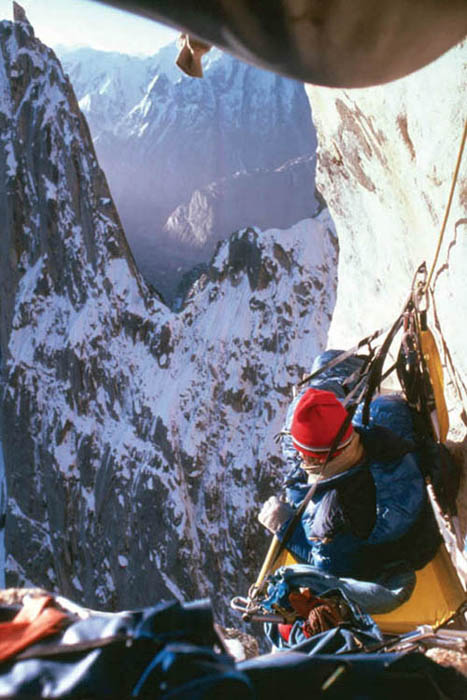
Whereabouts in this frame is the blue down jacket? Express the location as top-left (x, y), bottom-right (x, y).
top-left (277, 352), bottom-right (441, 581)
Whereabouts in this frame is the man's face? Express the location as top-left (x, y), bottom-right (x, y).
top-left (300, 452), bottom-right (328, 468)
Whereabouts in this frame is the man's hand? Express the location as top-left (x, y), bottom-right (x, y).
top-left (258, 496), bottom-right (294, 533)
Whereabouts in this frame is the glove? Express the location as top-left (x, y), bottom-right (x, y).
top-left (258, 496), bottom-right (294, 534)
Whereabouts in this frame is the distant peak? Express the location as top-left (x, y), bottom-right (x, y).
top-left (13, 2), bottom-right (34, 35)
top-left (13, 2), bottom-right (26, 22)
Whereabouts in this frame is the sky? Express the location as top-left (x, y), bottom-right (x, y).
top-left (0, 0), bottom-right (179, 55)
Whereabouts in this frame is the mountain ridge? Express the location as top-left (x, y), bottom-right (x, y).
top-left (0, 13), bottom-right (338, 622)
top-left (59, 43), bottom-right (318, 304)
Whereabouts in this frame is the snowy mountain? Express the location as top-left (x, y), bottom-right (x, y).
top-left (59, 45), bottom-right (317, 304)
top-left (2, 6), bottom-right (466, 627)
top-left (56, 43), bottom-right (181, 137)
top-left (0, 12), bottom-right (337, 620)
top-left (164, 154), bottom-right (322, 306)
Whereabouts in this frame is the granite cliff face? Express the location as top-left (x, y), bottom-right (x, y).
top-left (307, 41), bottom-right (466, 357)
top-left (59, 46), bottom-right (317, 303)
top-left (307, 39), bottom-right (467, 563)
top-left (0, 13), bottom-right (338, 620)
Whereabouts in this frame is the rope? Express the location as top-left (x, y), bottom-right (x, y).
top-left (424, 119), bottom-right (467, 294)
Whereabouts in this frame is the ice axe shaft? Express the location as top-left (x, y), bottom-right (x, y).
top-left (250, 535), bottom-right (282, 598)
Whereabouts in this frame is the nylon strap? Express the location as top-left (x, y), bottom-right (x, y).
top-left (296, 325), bottom-right (389, 389)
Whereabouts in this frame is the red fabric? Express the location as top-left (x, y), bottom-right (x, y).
top-left (291, 389), bottom-right (353, 457)
top-left (0, 595), bottom-right (68, 662)
top-left (288, 589), bottom-right (325, 618)
top-left (278, 623), bottom-right (292, 642)
top-left (288, 589), bottom-right (348, 638)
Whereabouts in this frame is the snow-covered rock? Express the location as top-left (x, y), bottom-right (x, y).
top-left (58, 44), bottom-right (181, 138)
top-left (162, 155), bottom-right (321, 291)
top-left (0, 14), bottom-right (338, 620)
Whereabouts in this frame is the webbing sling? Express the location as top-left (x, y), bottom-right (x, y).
top-left (296, 326), bottom-right (388, 390)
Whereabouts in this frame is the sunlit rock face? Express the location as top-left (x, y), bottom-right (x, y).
top-left (59, 46), bottom-right (317, 304)
top-left (307, 40), bottom-right (467, 558)
top-left (307, 41), bottom-right (466, 383)
top-left (0, 14), bottom-right (338, 621)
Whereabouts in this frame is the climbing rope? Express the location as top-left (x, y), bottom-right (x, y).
top-left (424, 119), bottom-right (467, 295)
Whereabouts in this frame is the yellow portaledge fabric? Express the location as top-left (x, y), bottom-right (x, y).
top-left (420, 328), bottom-right (449, 442)
top-left (374, 545), bottom-right (466, 634)
top-left (275, 545), bottom-right (466, 635)
top-left (275, 549), bottom-right (300, 569)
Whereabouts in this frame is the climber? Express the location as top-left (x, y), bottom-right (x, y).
top-left (259, 373), bottom-right (441, 619)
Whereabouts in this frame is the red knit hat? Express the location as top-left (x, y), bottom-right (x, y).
top-left (291, 389), bottom-right (353, 458)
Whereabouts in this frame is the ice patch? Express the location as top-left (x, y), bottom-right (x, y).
top-left (72, 575), bottom-right (83, 592)
top-left (4, 141), bottom-right (17, 176)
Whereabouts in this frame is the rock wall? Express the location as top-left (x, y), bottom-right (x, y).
top-left (307, 39), bottom-right (467, 561)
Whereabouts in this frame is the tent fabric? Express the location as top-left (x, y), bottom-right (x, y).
top-left (97, 1), bottom-right (467, 88)
top-left (239, 651), bottom-right (467, 699)
top-left (373, 544), bottom-right (467, 634)
top-left (0, 598), bottom-right (253, 698)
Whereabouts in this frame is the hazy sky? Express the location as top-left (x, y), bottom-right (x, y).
top-left (0, 0), bottom-right (179, 55)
